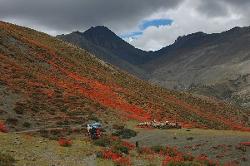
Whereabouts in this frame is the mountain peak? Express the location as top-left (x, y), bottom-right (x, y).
top-left (175, 32), bottom-right (207, 43)
top-left (88, 26), bottom-right (111, 32)
top-left (68, 26), bottom-right (115, 40)
top-left (83, 26), bottom-right (116, 38)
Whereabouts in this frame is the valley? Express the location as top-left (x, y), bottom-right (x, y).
top-left (0, 21), bottom-right (250, 166)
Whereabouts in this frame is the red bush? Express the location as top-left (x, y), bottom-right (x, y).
top-left (162, 154), bottom-right (184, 166)
top-left (122, 141), bottom-right (135, 150)
top-left (102, 149), bottom-right (121, 160)
top-left (195, 154), bottom-right (219, 166)
top-left (139, 147), bottom-right (154, 154)
top-left (115, 156), bottom-right (131, 166)
top-left (195, 154), bottom-right (209, 161)
top-left (162, 155), bottom-right (173, 165)
top-left (102, 150), bottom-right (131, 166)
top-left (239, 142), bottom-right (250, 146)
top-left (161, 146), bottom-right (218, 166)
top-left (58, 138), bottom-right (72, 147)
top-left (0, 122), bottom-right (8, 133)
top-left (111, 136), bottom-right (119, 141)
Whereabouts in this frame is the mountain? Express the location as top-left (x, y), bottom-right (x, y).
top-left (58, 26), bottom-right (153, 78)
top-left (59, 26), bottom-right (250, 108)
top-left (146, 27), bottom-right (250, 108)
top-left (1, 21), bottom-right (249, 132)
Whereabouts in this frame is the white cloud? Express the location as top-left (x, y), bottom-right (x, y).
top-left (129, 0), bottom-right (249, 51)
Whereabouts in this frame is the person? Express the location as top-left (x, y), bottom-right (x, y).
top-left (90, 127), bottom-right (96, 139)
top-left (136, 141), bottom-right (139, 148)
top-left (87, 124), bottom-right (91, 134)
top-left (96, 128), bottom-right (101, 138)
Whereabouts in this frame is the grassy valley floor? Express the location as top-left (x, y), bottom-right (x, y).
top-left (1, 127), bottom-right (250, 166)
top-left (129, 128), bottom-right (250, 165)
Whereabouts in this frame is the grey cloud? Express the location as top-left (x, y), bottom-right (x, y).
top-left (196, 0), bottom-right (250, 19)
top-left (196, 1), bottom-right (229, 17)
top-left (0, 0), bottom-right (183, 34)
top-left (1, 0), bottom-right (250, 50)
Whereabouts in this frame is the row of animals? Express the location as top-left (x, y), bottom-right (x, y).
top-left (137, 120), bottom-right (181, 129)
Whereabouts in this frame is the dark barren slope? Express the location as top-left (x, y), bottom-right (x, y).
top-left (58, 26), bottom-right (151, 78)
top-left (0, 21), bottom-right (249, 132)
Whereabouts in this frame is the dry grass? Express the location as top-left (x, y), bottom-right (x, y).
top-left (0, 132), bottom-right (101, 166)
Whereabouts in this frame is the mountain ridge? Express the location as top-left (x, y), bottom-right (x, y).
top-left (59, 25), bottom-right (250, 108)
top-left (58, 26), bottom-right (152, 78)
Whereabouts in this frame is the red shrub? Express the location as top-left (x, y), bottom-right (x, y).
top-left (162, 154), bottom-right (184, 166)
top-left (102, 150), bottom-right (131, 166)
top-left (195, 154), bottom-right (209, 161)
top-left (162, 156), bottom-right (172, 165)
top-left (122, 141), bottom-right (135, 150)
top-left (183, 153), bottom-right (194, 161)
top-left (58, 138), bottom-right (72, 147)
top-left (161, 146), bottom-right (218, 166)
top-left (164, 146), bottom-right (179, 157)
top-left (115, 156), bottom-right (131, 166)
top-left (195, 154), bottom-right (219, 166)
top-left (102, 149), bottom-right (121, 160)
top-left (111, 136), bottom-right (119, 142)
top-left (223, 160), bottom-right (239, 166)
top-left (0, 122), bottom-right (8, 133)
top-left (138, 147), bottom-right (154, 154)
top-left (239, 142), bottom-right (250, 146)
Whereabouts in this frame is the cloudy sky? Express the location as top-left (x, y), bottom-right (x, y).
top-left (1, 0), bottom-right (250, 51)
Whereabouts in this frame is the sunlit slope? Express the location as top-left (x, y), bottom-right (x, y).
top-left (0, 21), bottom-right (249, 131)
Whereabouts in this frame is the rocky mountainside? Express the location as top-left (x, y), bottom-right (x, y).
top-left (58, 26), bottom-right (153, 78)
top-left (1, 21), bottom-right (249, 132)
top-left (147, 27), bottom-right (250, 108)
top-left (59, 26), bottom-right (250, 108)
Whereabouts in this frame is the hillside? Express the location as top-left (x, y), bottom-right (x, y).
top-left (59, 26), bottom-right (250, 108)
top-left (0, 21), bottom-right (250, 132)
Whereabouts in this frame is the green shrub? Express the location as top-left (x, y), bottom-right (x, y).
top-left (0, 153), bottom-right (15, 166)
top-left (112, 128), bottom-right (137, 139)
top-left (48, 134), bottom-right (61, 140)
top-left (168, 161), bottom-right (200, 166)
top-left (23, 122), bottom-right (31, 128)
top-left (6, 118), bottom-right (18, 125)
top-left (186, 137), bottom-right (194, 141)
top-left (151, 145), bottom-right (164, 153)
top-left (89, 115), bottom-right (100, 122)
top-left (14, 108), bottom-right (24, 114)
top-left (112, 124), bottom-right (125, 130)
top-left (114, 145), bottom-right (129, 154)
top-left (96, 151), bottom-right (103, 158)
top-left (93, 137), bottom-right (111, 147)
top-left (39, 129), bottom-right (49, 138)
top-left (14, 102), bottom-right (26, 114)
top-left (183, 154), bottom-right (194, 161)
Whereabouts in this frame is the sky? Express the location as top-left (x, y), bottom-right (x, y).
top-left (1, 0), bottom-right (250, 51)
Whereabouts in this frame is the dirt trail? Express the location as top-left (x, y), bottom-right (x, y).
top-left (14, 125), bottom-right (84, 134)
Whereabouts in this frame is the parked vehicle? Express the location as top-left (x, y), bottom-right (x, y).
top-left (87, 122), bottom-right (102, 139)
